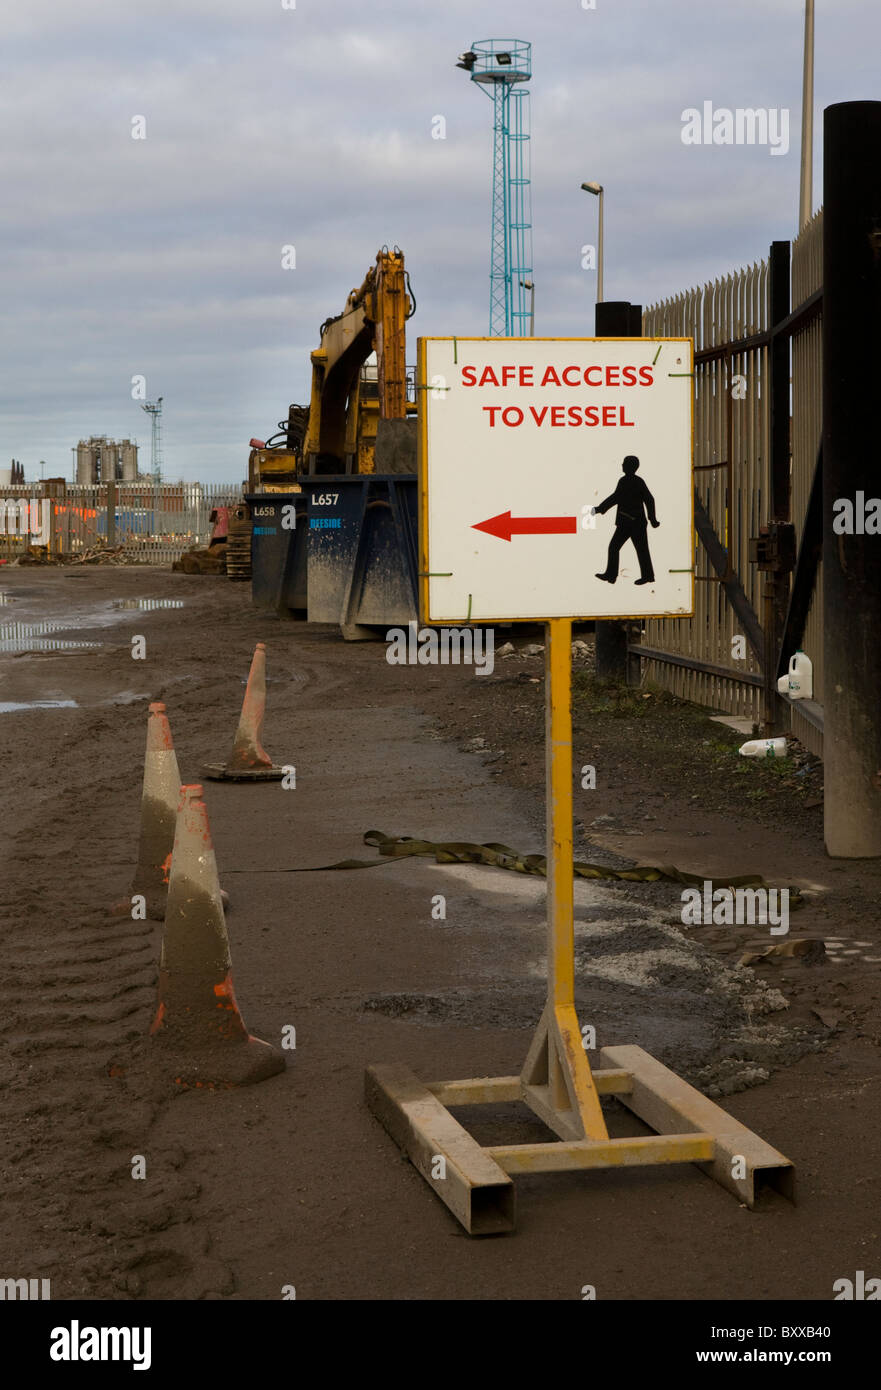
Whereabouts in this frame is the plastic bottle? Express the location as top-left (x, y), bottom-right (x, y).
top-left (738, 737), bottom-right (787, 758)
top-left (777, 649), bottom-right (813, 700)
top-left (788, 649), bottom-right (812, 699)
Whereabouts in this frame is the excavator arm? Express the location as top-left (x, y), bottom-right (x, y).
top-left (303, 247), bottom-right (415, 474)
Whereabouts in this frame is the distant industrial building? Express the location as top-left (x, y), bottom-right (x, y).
top-left (76, 436), bottom-right (138, 484)
top-left (0, 460), bottom-right (25, 486)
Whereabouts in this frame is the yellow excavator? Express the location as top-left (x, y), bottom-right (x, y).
top-left (249, 246), bottom-right (417, 491)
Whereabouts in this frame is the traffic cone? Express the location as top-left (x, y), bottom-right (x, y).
top-left (202, 642), bottom-right (284, 780)
top-left (113, 702), bottom-right (228, 919)
top-left (150, 784), bottom-right (285, 1088)
top-left (114, 702), bottom-right (180, 920)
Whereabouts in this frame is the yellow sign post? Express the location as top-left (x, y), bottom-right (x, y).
top-left (365, 339), bottom-right (794, 1233)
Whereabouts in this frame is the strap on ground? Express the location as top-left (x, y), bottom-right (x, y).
top-left (256, 828), bottom-right (802, 903)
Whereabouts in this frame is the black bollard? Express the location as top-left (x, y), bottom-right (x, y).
top-left (822, 101), bottom-right (881, 856)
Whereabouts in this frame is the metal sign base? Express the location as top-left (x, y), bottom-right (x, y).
top-left (365, 620), bottom-right (794, 1234)
top-left (201, 763), bottom-right (285, 782)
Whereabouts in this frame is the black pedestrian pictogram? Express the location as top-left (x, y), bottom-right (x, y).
top-left (593, 455), bottom-right (659, 585)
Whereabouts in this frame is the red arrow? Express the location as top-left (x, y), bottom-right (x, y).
top-left (472, 510), bottom-right (578, 542)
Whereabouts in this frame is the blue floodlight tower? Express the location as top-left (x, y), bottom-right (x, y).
top-left (457, 40), bottom-right (533, 337)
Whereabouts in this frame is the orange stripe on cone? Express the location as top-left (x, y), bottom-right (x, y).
top-left (150, 783), bottom-right (284, 1088)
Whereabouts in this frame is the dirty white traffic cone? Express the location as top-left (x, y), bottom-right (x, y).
top-left (114, 702), bottom-right (180, 920)
top-left (150, 784), bottom-right (284, 1088)
top-left (202, 642), bottom-right (284, 780)
top-left (114, 702), bottom-right (228, 919)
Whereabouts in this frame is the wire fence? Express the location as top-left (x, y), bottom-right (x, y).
top-left (0, 482), bottom-right (243, 566)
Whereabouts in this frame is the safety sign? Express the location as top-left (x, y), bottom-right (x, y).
top-left (418, 337), bottom-right (694, 622)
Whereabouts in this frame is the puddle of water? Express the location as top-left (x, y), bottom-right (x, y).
top-left (112, 598), bottom-right (184, 611)
top-left (0, 620), bottom-right (101, 654)
top-left (0, 699), bottom-right (79, 714)
top-left (105, 691), bottom-right (151, 706)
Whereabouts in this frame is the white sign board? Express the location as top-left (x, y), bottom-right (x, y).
top-left (418, 337), bottom-right (694, 623)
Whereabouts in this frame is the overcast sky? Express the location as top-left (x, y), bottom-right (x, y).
top-left (1, 0), bottom-right (878, 483)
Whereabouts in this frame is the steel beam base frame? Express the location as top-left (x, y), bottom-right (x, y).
top-left (201, 763), bottom-right (286, 782)
top-left (365, 1030), bottom-right (794, 1236)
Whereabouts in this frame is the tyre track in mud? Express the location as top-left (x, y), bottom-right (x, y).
top-left (0, 570), bottom-right (332, 1297)
top-left (3, 566), bottom-right (878, 1302)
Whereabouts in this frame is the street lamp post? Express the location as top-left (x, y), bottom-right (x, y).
top-left (520, 279), bottom-right (535, 335)
top-left (799, 0), bottom-right (815, 230)
top-left (581, 181), bottom-right (604, 304)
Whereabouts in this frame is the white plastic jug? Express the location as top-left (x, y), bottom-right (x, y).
top-left (776, 649), bottom-right (813, 700)
top-left (739, 737), bottom-right (787, 758)
top-left (789, 649), bottom-right (812, 699)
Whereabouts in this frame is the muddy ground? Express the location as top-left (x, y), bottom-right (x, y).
top-left (1, 565), bottom-right (879, 1301)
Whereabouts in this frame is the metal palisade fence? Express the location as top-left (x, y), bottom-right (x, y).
top-left (0, 481), bottom-right (243, 566)
top-left (639, 212), bottom-right (824, 756)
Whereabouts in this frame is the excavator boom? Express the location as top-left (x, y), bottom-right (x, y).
top-left (249, 246), bottom-right (416, 490)
top-left (303, 247), bottom-right (415, 474)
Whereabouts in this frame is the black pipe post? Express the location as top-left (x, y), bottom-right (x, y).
top-left (822, 101), bottom-right (881, 856)
top-left (594, 300), bottom-right (642, 683)
top-left (764, 240), bottom-right (792, 732)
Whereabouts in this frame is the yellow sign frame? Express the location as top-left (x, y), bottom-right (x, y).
top-left (366, 338), bottom-right (794, 1235)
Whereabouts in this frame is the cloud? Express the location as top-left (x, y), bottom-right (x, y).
top-left (1, 0), bottom-right (878, 479)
